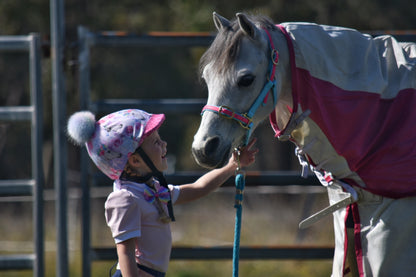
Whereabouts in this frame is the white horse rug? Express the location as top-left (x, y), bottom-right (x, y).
top-left (270, 23), bottom-right (416, 277)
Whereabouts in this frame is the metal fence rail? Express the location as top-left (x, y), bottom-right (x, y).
top-left (0, 180), bottom-right (35, 196)
top-left (0, 255), bottom-right (35, 270)
top-left (0, 33), bottom-right (44, 276)
top-left (92, 246), bottom-right (334, 261)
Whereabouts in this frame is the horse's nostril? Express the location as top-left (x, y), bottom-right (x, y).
top-left (204, 136), bottom-right (220, 156)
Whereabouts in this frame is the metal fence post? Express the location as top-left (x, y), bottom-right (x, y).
top-left (78, 25), bottom-right (92, 277)
top-left (50, 0), bottom-right (68, 276)
top-left (29, 32), bottom-right (45, 277)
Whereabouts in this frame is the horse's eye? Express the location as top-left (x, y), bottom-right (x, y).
top-left (238, 75), bottom-right (255, 87)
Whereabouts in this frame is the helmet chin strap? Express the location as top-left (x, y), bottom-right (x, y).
top-left (120, 170), bottom-right (153, 184)
top-left (133, 147), bottom-right (176, 222)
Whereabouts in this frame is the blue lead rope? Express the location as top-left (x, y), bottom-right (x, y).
top-left (233, 169), bottom-right (246, 277)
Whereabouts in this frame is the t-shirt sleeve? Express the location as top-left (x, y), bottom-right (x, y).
top-left (168, 184), bottom-right (180, 204)
top-left (104, 190), bottom-right (141, 243)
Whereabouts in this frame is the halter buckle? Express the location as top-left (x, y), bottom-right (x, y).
top-left (271, 49), bottom-right (279, 65)
top-left (217, 106), bottom-right (252, 130)
top-left (218, 106), bottom-right (234, 119)
top-left (238, 113), bottom-right (252, 130)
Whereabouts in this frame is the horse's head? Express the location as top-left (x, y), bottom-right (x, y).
top-left (192, 12), bottom-right (288, 168)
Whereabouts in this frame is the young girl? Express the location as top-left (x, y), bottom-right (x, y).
top-left (67, 109), bottom-right (258, 277)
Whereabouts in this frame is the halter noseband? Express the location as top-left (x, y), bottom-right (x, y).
top-left (201, 28), bottom-right (279, 146)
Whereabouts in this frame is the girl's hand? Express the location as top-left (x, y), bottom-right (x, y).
top-left (176, 138), bottom-right (258, 205)
top-left (231, 138), bottom-right (259, 168)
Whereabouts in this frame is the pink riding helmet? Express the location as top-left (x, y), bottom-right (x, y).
top-left (67, 109), bottom-right (165, 180)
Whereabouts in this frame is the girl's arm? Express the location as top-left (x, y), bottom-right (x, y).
top-left (116, 238), bottom-right (140, 277)
top-left (175, 138), bottom-right (258, 204)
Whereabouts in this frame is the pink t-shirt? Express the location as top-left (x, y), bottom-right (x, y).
top-left (105, 179), bottom-right (180, 272)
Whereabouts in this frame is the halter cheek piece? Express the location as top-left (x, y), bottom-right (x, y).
top-left (201, 28), bottom-right (279, 146)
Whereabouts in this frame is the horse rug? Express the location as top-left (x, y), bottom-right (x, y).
top-left (269, 23), bottom-right (416, 277)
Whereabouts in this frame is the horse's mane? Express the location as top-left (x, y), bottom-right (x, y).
top-left (199, 14), bottom-right (277, 77)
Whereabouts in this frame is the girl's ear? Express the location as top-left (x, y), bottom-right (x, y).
top-left (127, 154), bottom-right (141, 168)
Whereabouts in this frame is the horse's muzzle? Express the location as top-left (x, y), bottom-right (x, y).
top-left (191, 136), bottom-right (230, 169)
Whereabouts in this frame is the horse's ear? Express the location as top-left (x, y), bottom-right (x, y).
top-left (213, 12), bottom-right (230, 31)
top-left (236, 13), bottom-right (259, 40)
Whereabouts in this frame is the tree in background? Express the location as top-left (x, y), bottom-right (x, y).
top-left (1, 0), bottom-right (416, 183)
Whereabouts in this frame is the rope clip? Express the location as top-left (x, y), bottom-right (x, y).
top-left (234, 147), bottom-right (245, 176)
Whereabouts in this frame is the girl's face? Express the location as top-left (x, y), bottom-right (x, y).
top-left (140, 130), bottom-right (168, 173)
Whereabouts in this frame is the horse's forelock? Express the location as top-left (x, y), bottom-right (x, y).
top-left (199, 15), bottom-right (277, 78)
top-left (199, 23), bottom-right (243, 77)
